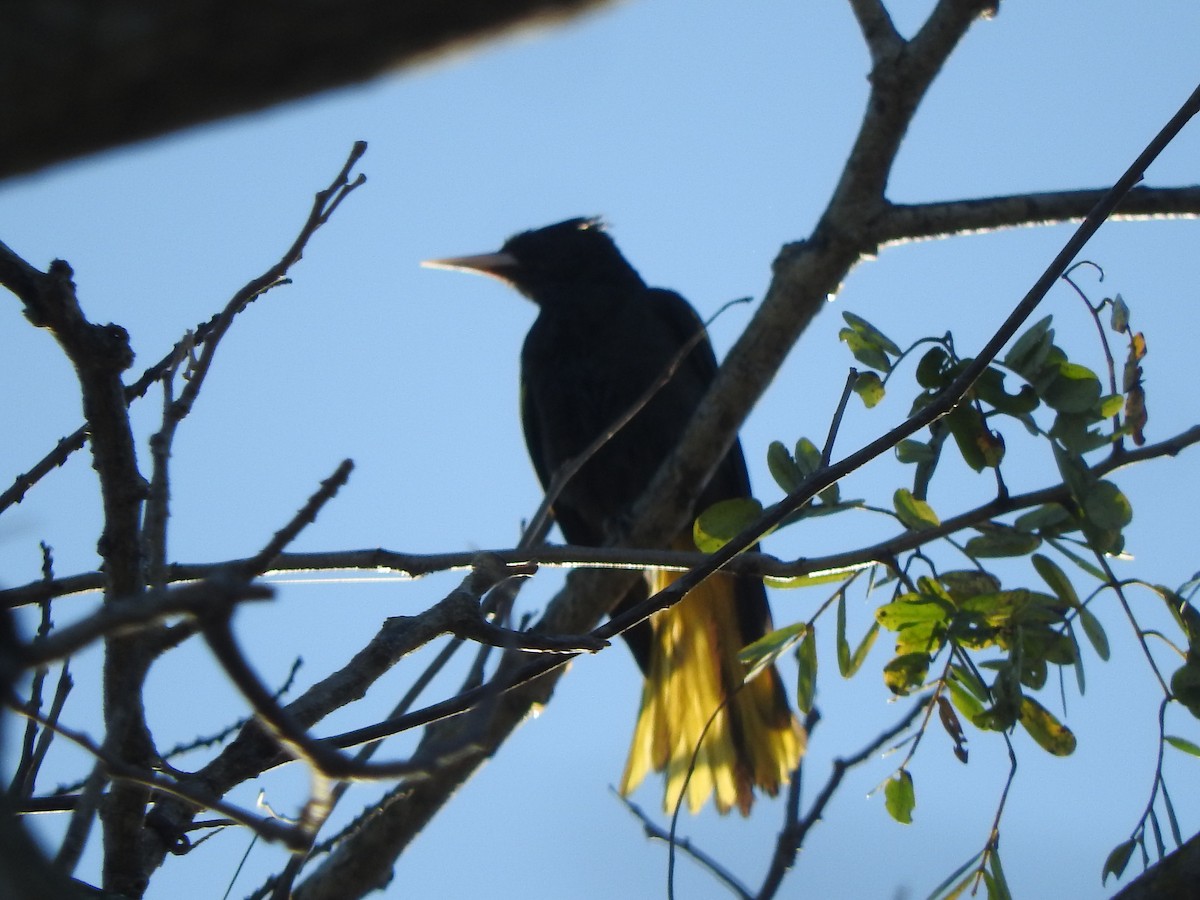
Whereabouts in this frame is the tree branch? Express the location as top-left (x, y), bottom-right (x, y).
top-left (1112, 830), bottom-right (1200, 900)
top-left (0, 0), bottom-right (620, 180)
top-left (878, 185), bottom-right (1200, 246)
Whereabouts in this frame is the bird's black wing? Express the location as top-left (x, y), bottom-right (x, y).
top-left (519, 338), bottom-right (607, 546)
top-left (644, 287), bottom-right (720, 394)
top-left (644, 288), bottom-right (756, 507)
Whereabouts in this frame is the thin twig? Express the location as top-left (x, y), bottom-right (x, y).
top-left (8, 705), bottom-right (311, 851)
top-left (757, 708), bottom-right (821, 900)
top-left (821, 369), bottom-right (859, 468)
top-left (0, 142), bottom-right (368, 519)
top-left (618, 793), bottom-right (754, 900)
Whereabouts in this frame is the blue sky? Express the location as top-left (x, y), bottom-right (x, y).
top-left (2, 3), bottom-right (1199, 898)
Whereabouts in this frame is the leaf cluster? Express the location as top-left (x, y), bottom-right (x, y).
top-left (716, 291), bottom-right (1200, 894)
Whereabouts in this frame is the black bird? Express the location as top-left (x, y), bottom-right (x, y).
top-left (425, 217), bottom-right (803, 815)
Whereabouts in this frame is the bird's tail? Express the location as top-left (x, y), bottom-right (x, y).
top-left (618, 563), bottom-right (805, 815)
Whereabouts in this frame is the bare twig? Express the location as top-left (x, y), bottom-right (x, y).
top-left (20, 578), bottom-right (274, 667)
top-left (757, 709), bottom-right (821, 900)
top-left (0, 142), bottom-right (368, 519)
top-left (9, 663), bottom-right (72, 801)
top-left (618, 793), bottom-right (754, 900)
top-left (9, 707), bottom-right (311, 851)
top-left (820, 369), bottom-right (859, 468)
top-left (759, 696), bottom-right (929, 897)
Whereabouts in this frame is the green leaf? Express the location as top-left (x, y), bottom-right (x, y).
top-left (1052, 442), bottom-right (1094, 503)
top-left (1045, 537), bottom-right (1107, 581)
top-left (950, 662), bottom-right (988, 700)
top-left (853, 370), bottom-right (885, 408)
top-left (1067, 621), bottom-right (1087, 695)
top-left (796, 627), bottom-right (818, 713)
top-left (1051, 412), bottom-right (1111, 454)
top-left (1004, 315), bottom-right (1054, 379)
top-left (894, 488), bottom-right (940, 531)
top-left (1023, 628), bottom-right (1076, 670)
top-left (846, 621), bottom-right (880, 677)
top-left (987, 850), bottom-right (1013, 900)
top-left (947, 674), bottom-right (987, 726)
top-left (836, 592), bottom-right (851, 675)
top-left (1098, 393), bottom-right (1125, 418)
top-left (946, 404), bottom-right (990, 472)
top-left (966, 524), bottom-right (1041, 558)
top-left (894, 619), bottom-right (945, 657)
top-left (939, 570), bottom-right (1002, 604)
top-left (739, 622), bottom-right (807, 683)
top-left (877, 597), bottom-right (952, 630)
top-left (884, 770), bottom-right (915, 824)
top-left (1083, 480), bottom-right (1133, 530)
top-left (959, 588), bottom-right (1065, 629)
top-left (916, 346), bottom-right (951, 389)
top-left (1019, 696), bottom-right (1076, 755)
top-left (975, 366), bottom-right (1040, 416)
top-left (884, 652), bottom-right (931, 695)
top-left (1078, 606), bottom-right (1110, 661)
top-left (767, 441), bottom-right (805, 494)
top-left (840, 327), bottom-right (893, 372)
top-left (1021, 654), bottom-right (1050, 690)
top-left (1032, 554), bottom-right (1080, 607)
top-left (1173, 598), bottom-right (1200, 653)
top-left (817, 480), bottom-right (841, 506)
top-left (693, 497), bottom-right (764, 552)
top-left (926, 853), bottom-right (984, 900)
top-left (1110, 294), bottom-right (1130, 333)
top-left (1170, 662), bottom-right (1200, 719)
top-left (1014, 504), bottom-right (1072, 534)
top-left (1102, 839), bottom-right (1137, 884)
top-left (1042, 361), bottom-right (1103, 414)
top-left (765, 565), bottom-right (867, 589)
top-left (843, 311), bottom-right (902, 356)
top-left (896, 439), bottom-right (936, 464)
top-left (1165, 735), bottom-right (1200, 758)
top-left (976, 665), bottom-right (1022, 731)
top-left (794, 437), bottom-right (821, 475)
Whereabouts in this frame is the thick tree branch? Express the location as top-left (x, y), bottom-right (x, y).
top-left (0, 239), bottom-right (155, 895)
top-left (1112, 831), bottom-right (1200, 900)
top-left (848, 0), bottom-right (903, 64)
top-left (878, 185), bottom-right (1200, 246)
top-left (0, 0), bottom-right (619, 180)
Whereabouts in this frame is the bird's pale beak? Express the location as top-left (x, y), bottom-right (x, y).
top-left (420, 251), bottom-right (519, 281)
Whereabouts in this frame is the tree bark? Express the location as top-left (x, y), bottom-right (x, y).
top-left (1111, 832), bottom-right (1200, 900)
top-left (0, 0), bottom-right (617, 180)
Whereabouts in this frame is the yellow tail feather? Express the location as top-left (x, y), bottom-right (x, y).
top-left (618, 567), bottom-right (806, 815)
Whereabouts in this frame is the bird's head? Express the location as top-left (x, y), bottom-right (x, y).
top-left (423, 217), bottom-right (644, 305)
